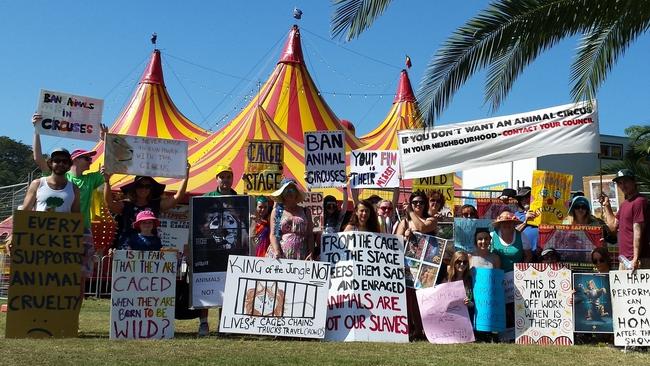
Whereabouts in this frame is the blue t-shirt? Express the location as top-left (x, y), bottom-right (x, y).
top-left (515, 210), bottom-right (538, 252)
top-left (121, 233), bottom-right (162, 251)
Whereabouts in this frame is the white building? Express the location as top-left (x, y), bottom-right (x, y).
top-left (462, 134), bottom-right (629, 191)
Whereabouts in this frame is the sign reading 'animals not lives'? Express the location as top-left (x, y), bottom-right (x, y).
top-left (321, 232), bottom-right (408, 343)
top-left (304, 131), bottom-right (346, 189)
top-left (220, 256), bottom-right (331, 338)
top-left (5, 211), bottom-right (84, 338)
top-left (36, 89), bottom-right (104, 141)
top-left (104, 133), bottom-right (188, 178)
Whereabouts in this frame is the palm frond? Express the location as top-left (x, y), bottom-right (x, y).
top-left (419, 0), bottom-right (640, 125)
top-left (331, 0), bottom-right (393, 41)
top-left (571, 11), bottom-right (650, 104)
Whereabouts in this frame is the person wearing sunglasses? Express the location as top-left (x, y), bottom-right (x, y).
top-left (322, 187), bottom-right (349, 234)
top-left (377, 199), bottom-right (398, 234)
top-left (446, 251), bottom-right (475, 319)
top-left (562, 196), bottom-right (614, 243)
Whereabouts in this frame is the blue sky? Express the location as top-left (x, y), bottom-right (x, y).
top-left (1, 0), bottom-right (648, 153)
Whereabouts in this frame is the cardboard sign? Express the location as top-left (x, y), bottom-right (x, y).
top-left (321, 232), bottom-right (408, 342)
top-left (582, 174), bottom-right (623, 217)
top-left (5, 211), bottom-right (84, 338)
top-left (158, 204), bottom-right (189, 252)
top-left (476, 198), bottom-right (519, 220)
top-left (514, 263), bottom-right (573, 345)
top-left (573, 273), bottom-right (613, 333)
top-left (349, 150), bottom-right (400, 188)
top-left (538, 224), bottom-right (603, 266)
top-left (412, 174), bottom-right (455, 220)
top-left (528, 170), bottom-right (573, 226)
top-left (404, 233), bottom-right (448, 289)
top-left (417, 280), bottom-right (475, 344)
top-left (220, 256), bottom-right (330, 338)
top-left (190, 196), bottom-right (252, 308)
top-left (104, 133), bottom-right (188, 178)
top-left (610, 270), bottom-right (650, 346)
top-left (473, 268), bottom-right (506, 332)
top-left (243, 140), bottom-right (283, 194)
top-left (300, 192), bottom-right (323, 231)
top-left (36, 89), bottom-right (103, 141)
top-left (398, 101), bottom-right (599, 178)
top-left (304, 131), bottom-right (346, 189)
top-left (110, 250), bottom-right (176, 339)
top-left (453, 218), bottom-right (493, 253)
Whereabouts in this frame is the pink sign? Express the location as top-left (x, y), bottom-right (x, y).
top-left (416, 281), bottom-right (475, 344)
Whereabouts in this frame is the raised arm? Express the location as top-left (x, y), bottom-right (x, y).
top-left (599, 194), bottom-right (618, 234)
top-left (101, 167), bottom-right (124, 214)
top-left (31, 114), bottom-right (49, 172)
top-left (161, 161), bottom-right (190, 211)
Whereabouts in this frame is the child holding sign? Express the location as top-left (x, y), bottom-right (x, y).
top-left (120, 210), bottom-right (162, 251)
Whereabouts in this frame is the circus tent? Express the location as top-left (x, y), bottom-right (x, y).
top-left (359, 69), bottom-right (423, 150)
top-left (90, 49), bottom-right (210, 186)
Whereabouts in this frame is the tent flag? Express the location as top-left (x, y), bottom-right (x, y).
top-left (398, 101), bottom-right (599, 179)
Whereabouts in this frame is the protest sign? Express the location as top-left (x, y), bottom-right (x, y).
top-left (609, 270), bottom-right (650, 346)
top-left (528, 170), bottom-right (573, 226)
top-left (5, 211), bottom-right (84, 338)
top-left (349, 150), bottom-right (399, 188)
top-left (453, 218), bottom-right (493, 253)
top-left (473, 268), bottom-right (505, 332)
top-left (398, 101), bottom-right (599, 178)
top-left (582, 174), bottom-right (622, 217)
top-left (158, 204), bottom-right (189, 252)
top-left (404, 232), bottom-right (447, 289)
top-left (417, 280), bottom-right (475, 344)
top-left (514, 263), bottom-right (573, 345)
top-left (190, 196), bottom-right (252, 308)
top-left (539, 224), bottom-right (602, 267)
top-left (110, 250), bottom-right (176, 339)
top-left (243, 140), bottom-right (283, 194)
top-left (573, 273), bottom-right (613, 333)
top-left (321, 232), bottom-right (408, 342)
top-left (304, 131), bottom-right (346, 188)
top-left (104, 133), bottom-right (188, 178)
top-left (300, 192), bottom-right (323, 231)
top-left (220, 255), bottom-right (330, 338)
top-left (35, 89), bottom-right (103, 141)
top-left (476, 198), bottom-right (519, 220)
top-left (412, 174), bottom-right (454, 220)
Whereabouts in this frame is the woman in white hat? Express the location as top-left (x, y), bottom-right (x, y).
top-left (267, 178), bottom-right (314, 260)
top-left (491, 210), bottom-right (532, 271)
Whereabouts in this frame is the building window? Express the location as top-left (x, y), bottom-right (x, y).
top-left (600, 143), bottom-right (624, 160)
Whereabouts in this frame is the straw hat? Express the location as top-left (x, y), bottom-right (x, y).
top-left (270, 178), bottom-right (304, 203)
top-left (493, 211), bottom-right (522, 226)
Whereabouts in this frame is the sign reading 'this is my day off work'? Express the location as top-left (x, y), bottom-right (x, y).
top-left (36, 89), bottom-right (104, 141)
top-left (304, 131), bottom-right (346, 189)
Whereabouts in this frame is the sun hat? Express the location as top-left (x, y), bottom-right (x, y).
top-left (270, 178), bottom-right (305, 203)
top-left (120, 176), bottom-right (166, 198)
top-left (493, 211), bottom-right (522, 226)
top-left (568, 196), bottom-right (591, 214)
top-left (70, 149), bottom-right (97, 161)
top-left (499, 188), bottom-right (517, 200)
top-left (132, 210), bottom-right (160, 229)
top-left (612, 169), bottom-right (636, 183)
top-left (214, 165), bottom-right (233, 178)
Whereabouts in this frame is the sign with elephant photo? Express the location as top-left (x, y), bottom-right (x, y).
top-left (104, 133), bottom-right (188, 178)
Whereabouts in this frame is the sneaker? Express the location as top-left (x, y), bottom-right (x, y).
top-left (198, 322), bottom-right (209, 337)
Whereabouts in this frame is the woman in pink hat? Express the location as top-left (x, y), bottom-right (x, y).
top-left (120, 210), bottom-right (162, 251)
top-left (491, 210), bottom-right (532, 271)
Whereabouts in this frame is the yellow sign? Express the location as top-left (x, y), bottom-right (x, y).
top-left (413, 174), bottom-right (455, 219)
top-left (243, 140), bottom-right (284, 194)
top-left (529, 170), bottom-right (573, 226)
top-left (5, 211), bottom-right (84, 338)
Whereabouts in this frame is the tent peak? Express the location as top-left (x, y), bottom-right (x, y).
top-left (278, 24), bottom-right (304, 65)
top-left (393, 69), bottom-right (415, 104)
top-left (140, 49), bottom-right (165, 85)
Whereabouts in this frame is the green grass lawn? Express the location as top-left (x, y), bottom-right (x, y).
top-left (0, 298), bottom-right (648, 366)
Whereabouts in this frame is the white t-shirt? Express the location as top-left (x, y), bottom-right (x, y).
top-left (491, 230), bottom-right (531, 250)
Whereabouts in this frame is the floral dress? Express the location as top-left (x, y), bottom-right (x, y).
top-left (267, 209), bottom-right (308, 260)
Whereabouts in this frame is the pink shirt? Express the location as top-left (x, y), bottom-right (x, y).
top-left (616, 194), bottom-right (649, 259)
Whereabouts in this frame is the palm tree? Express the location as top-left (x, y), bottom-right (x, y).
top-left (601, 125), bottom-right (650, 192)
top-left (331, 0), bottom-right (650, 125)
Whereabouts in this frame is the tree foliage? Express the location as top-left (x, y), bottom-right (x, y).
top-left (0, 136), bottom-right (38, 187)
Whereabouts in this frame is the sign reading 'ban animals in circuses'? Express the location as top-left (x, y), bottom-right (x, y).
top-left (36, 89), bottom-right (104, 141)
top-left (514, 263), bottom-right (573, 345)
top-left (304, 131), bottom-right (346, 189)
top-left (243, 140), bottom-right (283, 194)
top-left (349, 150), bottom-right (400, 188)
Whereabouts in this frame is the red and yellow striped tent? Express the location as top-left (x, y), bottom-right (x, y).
top-left (90, 49), bottom-right (210, 187)
top-left (359, 69), bottom-right (423, 150)
top-left (161, 105), bottom-right (306, 194)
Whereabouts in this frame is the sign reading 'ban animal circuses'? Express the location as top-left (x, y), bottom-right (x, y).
top-left (321, 232), bottom-right (408, 343)
top-left (349, 150), bottom-right (400, 188)
top-left (304, 131), bottom-right (346, 189)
